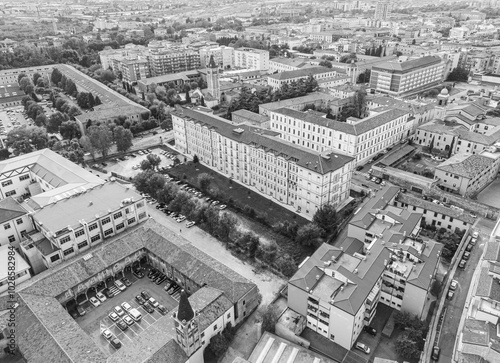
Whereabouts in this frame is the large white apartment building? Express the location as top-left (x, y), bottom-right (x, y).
top-left (370, 56), bottom-right (445, 97)
top-left (148, 41), bottom-right (201, 76)
top-left (288, 186), bottom-right (442, 350)
top-left (98, 44), bottom-right (148, 71)
top-left (233, 47), bottom-right (269, 71)
top-left (268, 107), bottom-right (410, 164)
top-left (172, 108), bottom-right (354, 218)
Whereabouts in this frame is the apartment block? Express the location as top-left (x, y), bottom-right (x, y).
top-left (370, 56), bottom-right (445, 97)
top-left (0, 64), bottom-right (53, 84)
top-left (288, 186), bottom-right (442, 350)
top-left (112, 57), bottom-right (150, 84)
top-left (21, 181), bottom-right (147, 271)
top-left (0, 244), bottom-right (31, 296)
top-left (98, 44), bottom-right (148, 71)
top-left (199, 45), bottom-right (234, 69)
top-left (233, 47), bottom-right (269, 71)
top-left (172, 108), bottom-right (354, 218)
top-left (148, 41), bottom-right (201, 76)
top-left (268, 107), bottom-right (409, 164)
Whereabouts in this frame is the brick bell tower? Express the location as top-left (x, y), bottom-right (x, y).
top-left (172, 290), bottom-right (201, 357)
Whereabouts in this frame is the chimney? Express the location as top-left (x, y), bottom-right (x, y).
top-left (316, 275), bottom-right (320, 280)
top-left (89, 201), bottom-right (93, 206)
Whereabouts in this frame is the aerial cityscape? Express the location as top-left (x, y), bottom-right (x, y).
top-left (1, 0), bottom-right (500, 362)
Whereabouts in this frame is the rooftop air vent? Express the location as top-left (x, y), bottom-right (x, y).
top-left (233, 128), bottom-right (244, 135)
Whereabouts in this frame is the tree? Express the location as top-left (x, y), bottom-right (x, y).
top-left (113, 126), bottom-right (133, 152)
top-left (80, 135), bottom-right (96, 160)
top-left (34, 113), bottom-right (47, 127)
top-left (353, 89), bottom-right (367, 118)
top-left (198, 173), bottom-right (214, 193)
top-left (193, 154), bottom-right (199, 163)
top-left (87, 125), bottom-right (112, 158)
top-left (446, 67), bottom-right (469, 82)
top-left (47, 112), bottom-right (66, 133)
top-left (17, 73), bottom-right (27, 84)
top-left (6, 126), bottom-right (48, 156)
top-left (275, 254), bottom-right (297, 277)
top-left (429, 136), bottom-right (435, 154)
top-left (216, 212), bottom-right (238, 242)
top-left (313, 203), bottom-right (338, 236)
top-left (261, 304), bottom-right (280, 334)
top-left (146, 154), bottom-right (161, 170)
top-left (60, 121), bottom-right (81, 140)
top-left (296, 223), bottom-right (324, 247)
top-left (140, 159), bottom-right (153, 171)
top-left (357, 69), bottom-right (371, 84)
top-left (0, 149), bottom-right (10, 160)
top-left (32, 72), bottom-right (42, 86)
top-left (319, 60), bottom-right (332, 68)
top-left (395, 333), bottom-right (421, 359)
top-left (206, 334), bottom-right (229, 358)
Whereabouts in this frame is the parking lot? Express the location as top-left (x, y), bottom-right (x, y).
top-left (92, 147), bottom-right (178, 179)
top-left (75, 267), bottom-right (180, 355)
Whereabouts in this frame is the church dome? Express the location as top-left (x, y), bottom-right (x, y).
top-left (440, 88), bottom-right (449, 95)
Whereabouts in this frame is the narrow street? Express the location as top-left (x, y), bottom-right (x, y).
top-left (438, 218), bottom-right (495, 362)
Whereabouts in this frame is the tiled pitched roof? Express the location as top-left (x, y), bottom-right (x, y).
top-left (436, 154), bottom-right (494, 179)
top-left (174, 108), bottom-right (354, 175)
top-left (273, 107), bottom-right (409, 136)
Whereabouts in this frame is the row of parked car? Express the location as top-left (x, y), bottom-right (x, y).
top-left (458, 231), bottom-right (478, 270)
top-left (148, 268), bottom-right (182, 296)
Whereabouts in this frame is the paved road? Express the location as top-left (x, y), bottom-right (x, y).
top-left (147, 205), bottom-right (286, 306)
top-left (438, 222), bottom-right (492, 362)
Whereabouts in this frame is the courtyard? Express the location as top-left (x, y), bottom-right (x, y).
top-left (74, 266), bottom-right (179, 357)
top-left (396, 152), bottom-right (442, 178)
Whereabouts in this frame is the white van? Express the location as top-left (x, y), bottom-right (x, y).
top-left (129, 308), bottom-right (142, 322)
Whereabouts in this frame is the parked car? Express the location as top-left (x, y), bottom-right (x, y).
top-left (116, 320), bottom-right (128, 331)
top-left (89, 297), bottom-right (100, 307)
top-left (356, 165), bottom-right (363, 171)
top-left (135, 295), bottom-right (146, 305)
top-left (471, 237), bottom-right (477, 246)
top-left (123, 315), bottom-right (134, 325)
top-left (114, 306), bottom-right (125, 317)
top-left (141, 290), bottom-right (151, 300)
top-left (431, 346), bottom-right (441, 360)
top-left (459, 259), bottom-right (467, 269)
top-left (108, 312), bottom-right (119, 321)
top-left (472, 231), bottom-right (479, 239)
top-left (218, 204), bottom-right (227, 210)
top-left (96, 292), bottom-right (107, 303)
top-left (466, 243), bottom-right (473, 252)
top-left (164, 282), bottom-right (172, 292)
top-left (103, 288), bottom-right (113, 298)
top-left (148, 297), bottom-right (159, 308)
top-left (121, 278), bottom-right (132, 287)
top-left (363, 326), bottom-right (377, 336)
top-left (450, 280), bottom-right (458, 290)
top-left (157, 305), bottom-right (168, 315)
top-left (102, 329), bottom-right (113, 339)
top-left (110, 337), bottom-right (121, 349)
top-left (186, 221), bottom-right (196, 228)
top-left (447, 290), bottom-right (455, 299)
top-left (114, 280), bottom-right (126, 291)
top-left (355, 342), bottom-right (370, 354)
top-left (133, 269), bottom-right (144, 279)
top-left (77, 306), bottom-right (86, 316)
top-left (463, 251), bottom-right (471, 260)
top-left (176, 215), bottom-right (186, 223)
top-left (121, 302), bottom-right (132, 311)
top-left (147, 269), bottom-right (158, 279)
top-left (143, 302), bottom-right (154, 313)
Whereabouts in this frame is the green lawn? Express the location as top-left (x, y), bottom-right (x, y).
top-left (167, 162), bottom-right (308, 228)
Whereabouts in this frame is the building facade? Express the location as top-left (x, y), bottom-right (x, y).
top-left (148, 42), bottom-right (201, 76)
top-left (370, 56), bottom-right (445, 97)
top-left (233, 48), bottom-right (269, 71)
top-left (268, 108), bottom-right (409, 164)
top-left (172, 108), bottom-right (354, 218)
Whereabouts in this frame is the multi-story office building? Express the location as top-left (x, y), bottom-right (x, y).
top-left (111, 57), bottom-right (150, 85)
top-left (233, 48), bottom-right (269, 71)
top-left (148, 41), bottom-right (201, 76)
top-left (370, 56), bottom-right (445, 97)
top-left (173, 108), bottom-right (354, 218)
top-left (288, 186), bottom-right (442, 350)
top-left (268, 107), bottom-right (410, 164)
top-left (374, 0), bottom-right (392, 20)
top-left (21, 181), bottom-right (146, 271)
